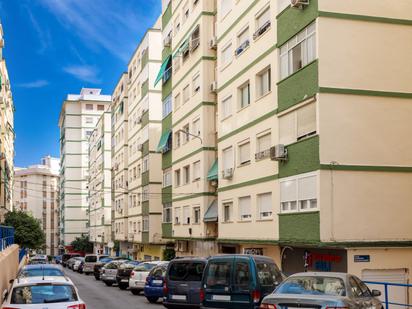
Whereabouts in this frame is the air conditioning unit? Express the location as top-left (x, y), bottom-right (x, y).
top-left (137, 144), bottom-right (143, 152)
top-left (163, 35), bottom-right (171, 47)
top-left (209, 36), bottom-right (217, 49)
top-left (270, 145), bottom-right (288, 161)
top-left (210, 81), bottom-right (218, 93)
top-left (222, 168), bottom-right (233, 179)
top-left (291, 0), bottom-right (309, 9)
top-left (176, 240), bottom-right (188, 252)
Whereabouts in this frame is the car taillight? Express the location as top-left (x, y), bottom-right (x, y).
top-left (199, 288), bottom-right (205, 303)
top-left (2, 307), bottom-right (20, 309)
top-left (67, 304), bottom-right (86, 309)
top-left (252, 290), bottom-right (261, 303)
top-left (163, 281), bottom-right (169, 296)
top-left (145, 276), bottom-right (150, 284)
top-left (326, 307), bottom-right (349, 309)
top-left (260, 304), bottom-right (277, 309)
top-left (101, 269), bottom-right (105, 274)
top-left (130, 271), bottom-right (135, 277)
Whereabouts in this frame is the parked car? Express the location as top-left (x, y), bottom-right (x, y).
top-left (201, 254), bottom-right (284, 309)
top-left (28, 255), bottom-right (48, 265)
top-left (129, 261), bottom-right (165, 295)
top-left (260, 272), bottom-right (383, 309)
top-left (82, 254), bottom-right (108, 275)
top-left (62, 253), bottom-right (81, 267)
top-left (163, 257), bottom-right (207, 308)
top-left (93, 257), bottom-right (113, 280)
top-left (116, 261), bottom-right (141, 290)
top-left (144, 262), bottom-right (169, 303)
top-left (73, 257), bottom-right (85, 272)
top-left (17, 265), bottom-right (65, 278)
top-left (101, 260), bottom-right (129, 287)
top-left (67, 257), bottom-right (82, 270)
top-left (54, 255), bottom-right (62, 264)
top-left (2, 276), bottom-right (85, 308)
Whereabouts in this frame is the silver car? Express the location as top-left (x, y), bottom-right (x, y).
top-left (260, 272), bottom-right (383, 309)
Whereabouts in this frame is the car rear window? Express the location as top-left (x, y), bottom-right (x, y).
top-left (20, 269), bottom-right (64, 277)
top-left (256, 262), bottom-right (283, 287)
top-left (134, 263), bottom-right (157, 272)
top-left (85, 256), bottom-right (97, 262)
top-left (205, 261), bottom-right (231, 288)
top-left (11, 284), bottom-right (78, 304)
top-left (277, 276), bottom-right (346, 296)
top-left (169, 262), bottom-right (205, 282)
top-left (105, 263), bottom-right (118, 269)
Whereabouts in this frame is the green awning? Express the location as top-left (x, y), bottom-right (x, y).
top-left (204, 199), bottom-right (218, 223)
top-left (207, 159), bottom-right (218, 181)
top-left (157, 130), bottom-right (171, 152)
top-left (154, 56), bottom-right (171, 86)
top-left (173, 39), bottom-right (189, 58)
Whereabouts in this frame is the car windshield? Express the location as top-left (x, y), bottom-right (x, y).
top-left (99, 258), bottom-right (112, 263)
top-left (85, 256), bottom-right (97, 263)
top-left (20, 269), bottom-right (64, 277)
top-left (134, 263), bottom-right (157, 271)
top-left (120, 261), bottom-right (140, 269)
top-left (11, 284), bottom-right (78, 304)
top-left (169, 262), bottom-right (205, 282)
top-left (277, 276), bottom-right (346, 296)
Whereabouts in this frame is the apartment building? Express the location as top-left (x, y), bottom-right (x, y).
top-left (159, 0), bottom-right (218, 256)
top-left (112, 20), bottom-right (165, 260)
top-left (58, 88), bottom-right (111, 246)
top-left (88, 112), bottom-right (112, 255)
top-left (0, 23), bottom-right (15, 221)
top-left (14, 156), bottom-right (60, 255)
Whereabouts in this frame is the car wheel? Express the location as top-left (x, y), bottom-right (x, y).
top-left (118, 283), bottom-right (128, 290)
top-left (104, 281), bottom-right (113, 287)
top-left (147, 297), bottom-right (159, 303)
top-left (94, 275), bottom-right (100, 280)
top-left (131, 289), bottom-right (140, 295)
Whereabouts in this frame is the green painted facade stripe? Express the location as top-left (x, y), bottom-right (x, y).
top-left (165, 236), bottom-right (217, 241)
top-left (172, 192), bottom-right (217, 202)
top-left (217, 0), bottom-right (259, 43)
top-left (218, 238), bottom-right (278, 245)
top-left (279, 211), bottom-right (320, 242)
top-left (218, 44), bottom-right (277, 93)
top-left (319, 164), bottom-right (412, 173)
top-left (318, 11), bottom-right (412, 26)
top-left (319, 87), bottom-right (412, 99)
top-left (172, 101), bottom-right (216, 127)
top-left (172, 56), bottom-right (216, 90)
top-left (172, 147), bottom-right (216, 165)
top-left (218, 174), bottom-right (278, 192)
top-left (218, 109), bottom-right (277, 142)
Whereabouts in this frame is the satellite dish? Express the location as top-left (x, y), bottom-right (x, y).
top-left (107, 241), bottom-right (114, 249)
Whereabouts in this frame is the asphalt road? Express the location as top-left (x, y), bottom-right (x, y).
top-left (65, 268), bottom-right (162, 309)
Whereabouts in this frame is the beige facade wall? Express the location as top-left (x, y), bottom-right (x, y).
top-left (0, 245), bottom-right (19, 299)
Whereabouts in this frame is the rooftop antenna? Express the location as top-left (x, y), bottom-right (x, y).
top-left (42, 266), bottom-right (45, 280)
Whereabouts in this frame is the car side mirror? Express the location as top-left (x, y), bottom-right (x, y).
top-left (371, 289), bottom-right (381, 297)
top-left (2, 289), bottom-right (8, 301)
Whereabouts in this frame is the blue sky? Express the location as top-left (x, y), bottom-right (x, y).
top-left (0, 0), bottom-right (161, 167)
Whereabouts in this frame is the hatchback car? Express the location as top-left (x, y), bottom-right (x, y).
top-left (29, 255), bottom-right (48, 265)
top-left (2, 276), bottom-right (85, 308)
top-left (17, 265), bottom-right (65, 278)
top-left (129, 261), bottom-right (165, 295)
top-left (144, 262), bottom-right (169, 303)
top-left (201, 254), bottom-right (283, 309)
top-left (93, 257), bottom-right (113, 280)
top-left (62, 253), bottom-right (81, 267)
top-left (101, 260), bottom-right (129, 287)
top-left (163, 257), bottom-right (207, 308)
top-left (82, 254), bottom-right (108, 275)
top-left (67, 257), bottom-right (82, 270)
top-left (115, 261), bottom-right (140, 290)
top-left (73, 257), bottom-right (85, 272)
top-left (260, 272), bottom-right (383, 309)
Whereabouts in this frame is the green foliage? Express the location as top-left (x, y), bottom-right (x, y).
top-left (4, 211), bottom-right (45, 249)
top-left (162, 247), bottom-right (176, 261)
top-left (70, 235), bottom-right (93, 253)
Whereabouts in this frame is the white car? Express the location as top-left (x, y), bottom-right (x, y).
top-left (2, 276), bottom-right (86, 309)
top-left (129, 261), bottom-right (166, 295)
top-left (72, 258), bottom-right (84, 272)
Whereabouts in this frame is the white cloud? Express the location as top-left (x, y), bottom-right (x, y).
top-left (17, 80), bottom-right (49, 88)
top-left (63, 65), bottom-right (100, 83)
top-left (24, 6), bottom-right (52, 54)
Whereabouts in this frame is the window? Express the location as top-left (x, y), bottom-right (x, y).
top-left (279, 102), bottom-right (316, 145)
top-left (174, 93), bottom-right (181, 110)
top-left (221, 95), bottom-right (232, 119)
top-left (174, 16), bottom-right (181, 35)
top-left (257, 67), bottom-right (271, 97)
top-left (239, 196), bottom-right (251, 220)
top-left (221, 43), bottom-right (233, 67)
top-left (256, 132), bottom-right (271, 160)
top-left (192, 118), bottom-right (200, 137)
top-left (192, 74), bottom-right (200, 94)
top-left (163, 95), bottom-right (172, 118)
top-left (85, 117), bottom-right (93, 124)
top-left (238, 141), bottom-right (250, 165)
top-left (220, 0), bottom-right (232, 18)
top-left (222, 147), bottom-right (234, 170)
top-left (182, 2), bottom-right (189, 23)
top-left (254, 7), bottom-right (271, 40)
top-left (142, 186), bottom-right (149, 202)
top-left (85, 130), bottom-right (93, 138)
top-left (257, 192), bottom-right (272, 219)
top-left (182, 124), bottom-right (190, 144)
top-left (239, 82), bottom-right (250, 109)
top-left (183, 165), bottom-right (190, 184)
top-left (175, 169), bottom-right (181, 187)
top-left (183, 85), bottom-right (190, 103)
top-left (174, 131), bottom-right (181, 148)
top-left (142, 216), bottom-right (149, 232)
top-left (163, 169), bottom-right (172, 187)
top-left (183, 206), bottom-right (190, 224)
top-left (174, 207), bottom-right (181, 224)
top-left (85, 104), bottom-right (93, 110)
top-left (223, 202), bottom-right (233, 222)
top-left (193, 206), bottom-right (200, 224)
top-left (279, 23), bottom-right (316, 80)
top-left (280, 173), bottom-right (317, 213)
top-left (182, 42), bottom-right (190, 62)
top-left (193, 161), bottom-right (200, 181)
top-left (236, 27), bottom-right (249, 55)
top-left (191, 26), bottom-right (200, 52)
top-left (163, 203), bottom-right (172, 223)
top-left (142, 156), bottom-right (149, 172)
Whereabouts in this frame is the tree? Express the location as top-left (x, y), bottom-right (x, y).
top-left (4, 211), bottom-right (45, 249)
top-left (70, 235), bottom-right (93, 253)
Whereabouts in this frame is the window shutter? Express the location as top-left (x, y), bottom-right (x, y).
top-left (258, 133), bottom-right (271, 152)
top-left (297, 103), bottom-right (316, 138)
top-left (239, 142), bottom-right (250, 164)
top-left (239, 196), bottom-right (251, 217)
top-left (298, 175), bottom-right (317, 201)
top-left (257, 8), bottom-right (270, 29)
top-left (279, 112), bottom-right (296, 145)
top-left (258, 193), bottom-right (272, 213)
top-left (280, 179), bottom-right (297, 202)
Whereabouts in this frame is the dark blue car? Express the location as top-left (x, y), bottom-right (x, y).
top-left (143, 262), bottom-right (169, 303)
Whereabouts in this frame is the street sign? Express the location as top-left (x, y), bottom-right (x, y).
top-left (354, 255), bottom-right (370, 262)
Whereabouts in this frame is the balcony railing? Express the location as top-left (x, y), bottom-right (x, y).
top-left (163, 67), bottom-right (172, 84)
top-left (0, 225), bottom-right (14, 251)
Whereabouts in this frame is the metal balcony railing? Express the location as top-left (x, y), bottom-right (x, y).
top-left (0, 225), bottom-right (14, 251)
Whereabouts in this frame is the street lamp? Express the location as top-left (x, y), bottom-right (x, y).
top-left (176, 129), bottom-right (203, 144)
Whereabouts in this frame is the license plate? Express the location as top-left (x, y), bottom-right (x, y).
top-left (106, 276), bottom-right (114, 280)
top-left (121, 279), bottom-right (128, 282)
top-left (212, 295), bottom-right (231, 301)
top-left (153, 280), bottom-right (163, 284)
top-left (172, 295), bottom-right (187, 300)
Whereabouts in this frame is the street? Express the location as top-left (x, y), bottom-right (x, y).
top-left (65, 270), bottom-right (162, 309)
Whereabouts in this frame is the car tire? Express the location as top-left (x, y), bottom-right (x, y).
top-left (104, 281), bottom-right (113, 287)
top-left (147, 297), bottom-right (159, 303)
top-left (131, 289), bottom-right (140, 295)
top-left (118, 283), bottom-right (128, 290)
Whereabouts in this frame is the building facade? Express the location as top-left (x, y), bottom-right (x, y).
top-left (14, 157), bottom-right (60, 255)
top-left (88, 112), bottom-right (112, 254)
top-left (0, 23), bottom-right (15, 221)
top-left (58, 88), bottom-right (111, 246)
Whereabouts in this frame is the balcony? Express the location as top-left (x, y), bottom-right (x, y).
top-left (253, 21), bottom-right (271, 40)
